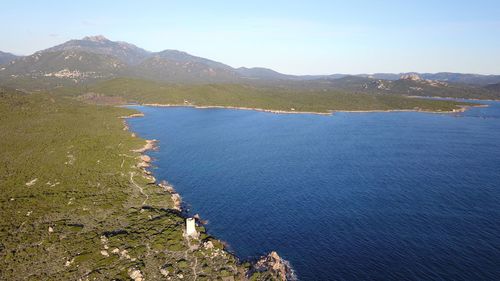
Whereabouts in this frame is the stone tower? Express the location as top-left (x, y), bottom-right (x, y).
top-left (186, 218), bottom-right (197, 237)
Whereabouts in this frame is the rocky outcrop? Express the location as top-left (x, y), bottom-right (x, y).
top-left (119, 112), bottom-right (145, 119)
top-left (401, 73), bottom-right (449, 87)
top-left (132, 139), bottom-right (157, 153)
top-left (159, 180), bottom-right (182, 211)
top-left (255, 251), bottom-right (296, 281)
top-left (400, 73), bottom-right (422, 81)
top-left (137, 154), bottom-right (152, 169)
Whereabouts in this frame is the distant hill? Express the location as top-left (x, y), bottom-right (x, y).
top-left (287, 74), bottom-right (500, 100)
top-left (418, 72), bottom-right (500, 85)
top-left (0, 51), bottom-right (19, 65)
top-left (359, 72), bottom-right (500, 85)
top-left (236, 67), bottom-right (294, 80)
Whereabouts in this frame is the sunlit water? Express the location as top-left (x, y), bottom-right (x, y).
top-left (127, 101), bottom-right (500, 280)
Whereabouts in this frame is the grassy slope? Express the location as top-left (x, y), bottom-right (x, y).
top-left (83, 78), bottom-right (472, 113)
top-left (0, 89), bottom-right (278, 280)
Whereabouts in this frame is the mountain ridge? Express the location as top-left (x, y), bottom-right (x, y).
top-left (5, 35), bottom-right (500, 84)
top-left (1, 35), bottom-right (499, 99)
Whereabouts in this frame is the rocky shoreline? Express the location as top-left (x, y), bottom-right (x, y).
top-left (122, 112), bottom-right (294, 280)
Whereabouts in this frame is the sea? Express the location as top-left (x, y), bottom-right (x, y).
top-left (127, 101), bottom-right (500, 281)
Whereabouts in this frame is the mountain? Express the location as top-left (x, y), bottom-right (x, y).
top-left (133, 55), bottom-right (240, 83)
top-left (132, 50), bottom-right (240, 83)
top-left (41, 35), bottom-right (150, 65)
top-left (0, 51), bottom-right (19, 65)
top-left (154, 50), bottom-right (232, 70)
top-left (0, 36), bottom-right (245, 84)
top-left (0, 35), bottom-right (499, 100)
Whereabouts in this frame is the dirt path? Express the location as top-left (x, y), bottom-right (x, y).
top-left (185, 238), bottom-right (199, 280)
top-left (129, 172), bottom-right (149, 205)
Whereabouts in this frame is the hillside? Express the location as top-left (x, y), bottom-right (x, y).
top-left (485, 82), bottom-right (500, 93)
top-left (76, 77), bottom-right (472, 113)
top-left (0, 88), bottom-right (285, 280)
top-left (0, 50), bottom-right (127, 85)
top-left (133, 53), bottom-right (239, 83)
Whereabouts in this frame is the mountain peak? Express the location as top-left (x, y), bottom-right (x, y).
top-left (82, 35), bottom-right (109, 42)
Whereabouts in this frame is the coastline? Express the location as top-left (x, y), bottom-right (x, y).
top-left (117, 98), bottom-right (493, 279)
top-left (122, 112), bottom-right (295, 281)
top-left (139, 102), bottom-right (474, 115)
top-left (142, 103), bottom-right (332, 115)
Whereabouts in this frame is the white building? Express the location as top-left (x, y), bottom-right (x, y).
top-left (186, 218), bottom-right (198, 238)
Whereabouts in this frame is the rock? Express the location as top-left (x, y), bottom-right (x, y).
top-left (140, 155), bottom-right (151, 162)
top-left (100, 250), bottom-right (109, 257)
top-left (128, 269), bottom-right (144, 281)
top-left (132, 139), bottom-right (157, 153)
top-left (171, 194), bottom-right (182, 210)
top-left (25, 178), bottom-right (38, 187)
top-left (120, 249), bottom-right (131, 259)
top-left (64, 258), bottom-right (74, 267)
top-left (165, 185), bottom-right (175, 194)
top-left (100, 236), bottom-right (108, 244)
top-left (203, 241), bottom-right (214, 249)
top-left (400, 73), bottom-right (422, 81)
top-left (160, 268), bottom-right (169, 277)
top-left (256, 251), bottom-right (295, 281)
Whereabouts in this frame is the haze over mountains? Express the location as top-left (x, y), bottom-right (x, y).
top-left (0, 51), bottom-right (18, 65)
top-left (1, 35), bottom-right (499, 99)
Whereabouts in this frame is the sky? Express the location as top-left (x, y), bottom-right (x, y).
top-left (1, 0), bottom-right (500, 75)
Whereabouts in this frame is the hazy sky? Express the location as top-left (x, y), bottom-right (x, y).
top-left (2, 0), bottom-right (500, 75)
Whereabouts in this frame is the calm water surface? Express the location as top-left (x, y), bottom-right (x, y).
top-left (127, 102), bottom-right (500, 281)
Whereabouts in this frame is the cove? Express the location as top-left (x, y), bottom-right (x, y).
top-left (126, 102), bottom-right (500, 281)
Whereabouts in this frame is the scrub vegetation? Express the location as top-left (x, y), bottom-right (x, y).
top-left (79, 78), bottom-right (473, 113)
top-left (0, 88), bottom-right (282, 280)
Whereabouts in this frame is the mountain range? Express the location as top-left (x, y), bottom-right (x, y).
top-left (1, 35), bottom-right (499, 99)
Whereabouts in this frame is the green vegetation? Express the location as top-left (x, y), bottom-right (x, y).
top-left (0, 88), bottom-right (282, 280)
top-left (81, 77), bottom-right (472, 113)
top-left (388, 79), bottom-right (500, 100)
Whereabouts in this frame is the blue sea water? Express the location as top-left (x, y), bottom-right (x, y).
top-left (127, 102), bottom-right (500, 281)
